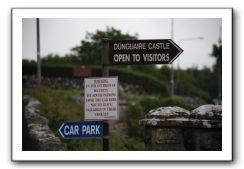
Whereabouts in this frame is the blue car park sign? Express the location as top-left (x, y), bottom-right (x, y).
top-left (59, 121), bottom-right (103, 139)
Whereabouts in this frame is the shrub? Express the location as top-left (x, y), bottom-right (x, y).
top-left (139, 96), bottom-right (163, 113)
top-left (42, 64), bottom-right (73, 77)
top-left (22, 62), bottom-right (36, 75)
top-left (140, 95), bottom-right (193, 113)
top-left (125, 103), bottom-right (145, 139)
top-left (161, 96), bottom-right (193, 110)
top-left (22, 62), bottom-right (210, 101)
top-left (23, 62), bottom-right (170, 96)
top-left (110, 135), bottom-right (144, 151)
top-left (22, 62), bottom-right (73, 77)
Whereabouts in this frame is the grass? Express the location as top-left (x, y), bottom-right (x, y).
top-left (25, 86), bottom-right (84, 129)
top-left (24, 86), bottom-right (104, 150)
top-left (24, 86), bottom-right (145, 151)
top-left (24, 86), bottom-right (194, 151)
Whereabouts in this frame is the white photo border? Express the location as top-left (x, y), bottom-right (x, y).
top-left (12, 8), bottom-right (233, 161)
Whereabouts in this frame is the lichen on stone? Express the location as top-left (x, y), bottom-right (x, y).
top-left (24, 95), bottom-right (67, 151)
top-left (190, 104), bottom-right (222, 120)
top-left (146, 106), bottom-right (190, 119)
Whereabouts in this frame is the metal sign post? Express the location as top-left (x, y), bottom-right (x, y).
top-left (36, 18), bottom-right (41, 84)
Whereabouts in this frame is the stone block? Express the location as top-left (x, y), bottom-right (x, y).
top-left (139, 105), bottom-right (222, 151)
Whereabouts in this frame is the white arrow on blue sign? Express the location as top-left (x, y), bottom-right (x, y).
top-left (59, 121), bottom-right (103, 139)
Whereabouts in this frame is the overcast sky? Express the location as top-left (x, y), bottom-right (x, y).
top-left (22, 18), bottom-right (221, 69)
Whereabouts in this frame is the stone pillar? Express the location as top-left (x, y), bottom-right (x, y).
top-left (188, 105), bottom-right (222, 151)
top-left (139, 105), bottom-right (222, 151)
top-left (23, 95), bottom-right (67, 151)
top-left (139, 106), bottom-right (190, 151)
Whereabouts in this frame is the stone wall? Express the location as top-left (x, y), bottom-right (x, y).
top-left (23, 95), bottom-right (67, 151)
top-left (139, 105), bottom-right (222, 151)
top-left (23, 75), bottom-right (146, 95)
top-left (23, 75), bottom-right (83, 89)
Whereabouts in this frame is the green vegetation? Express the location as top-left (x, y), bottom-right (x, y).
top-left (72, 27), bottom-right (138, 64)
top-left (23, 27), bottom-right (221, 100)
top-left (24, 86), bottom-right (102, 151)
top-left (22, 63), bottom-right (169, 96)
top-left (22, 27), bottom-right (221, 151)
top-left (24, 87), bottom-right (84, 129)
top-left (110, 136), bottom-right (144, 151)
top-left (22, 62), bottom-right (73, 77)
top-left (140, 95), bottom-right (193, 112)
top-left (42, 54), bottom-right (80, 64)
top-left (24, 86), bottom-right (146, 151)
top-left (24, 85), bottom-right (192, 151)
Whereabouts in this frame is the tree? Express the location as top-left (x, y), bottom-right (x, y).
top-left (210, 39), bottom-right (222, 73)
top-left (210, 36), bottom-right (222, 102)
top-left (71, 27), bottom-right (138, 65)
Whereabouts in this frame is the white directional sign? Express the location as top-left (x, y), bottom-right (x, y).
top-left (59, 121), bottom-right (103, 139)
top-left (84, 77), bottom-right (119, 120)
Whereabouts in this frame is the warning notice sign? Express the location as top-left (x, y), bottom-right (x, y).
top-left (84, 77), bottom-right (119, 120)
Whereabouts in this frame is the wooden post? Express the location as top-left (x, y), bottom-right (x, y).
top-left (102, 38), bottom-right (109, 151)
